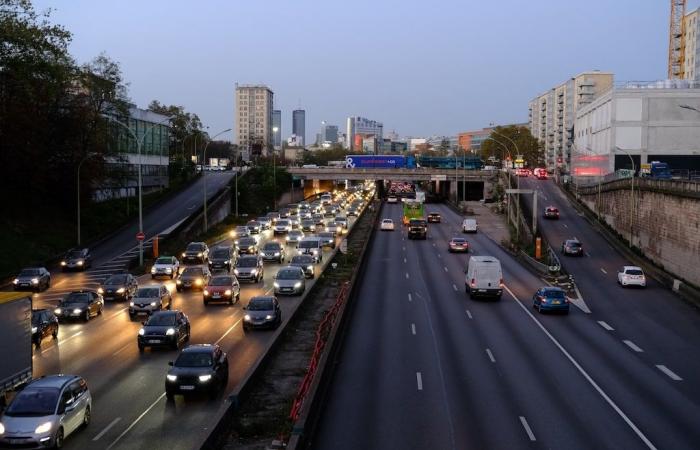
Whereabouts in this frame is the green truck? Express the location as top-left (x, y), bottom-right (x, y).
top-left (402, 200), bottom-right (425, 226)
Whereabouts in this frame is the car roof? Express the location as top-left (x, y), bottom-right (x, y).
top-left (623, 265), bottom-right (643, 270)
top-left (29, 374), bottom-right (79, 389)
top-left (180, 344), bottom-right (216, 354)
top-left (151, 310), bottom-right (177, 317)
top-left (542, 286), bottom-right (566, 292)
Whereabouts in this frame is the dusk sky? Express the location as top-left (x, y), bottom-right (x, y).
top-left (33, 0), bottom-right (696, 142)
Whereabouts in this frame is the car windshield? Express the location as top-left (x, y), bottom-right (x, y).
top-left (291, 256), bottom-right (313, 264)
top-left (186, 244), bottom-right (203, 252)
top-left (248, 221), bottom-right (259, 227)
top-left (289, 231), bottom-right (303, 236)
top-left (209, 276), bottom-right (233, 286)
top-left (430, 213), bottom-right (439, 216)
top-left (277, 269), bottom-right (301, 280)
top-left (626, 269), bottom-right (644, 275)
top-left (383, 220), bottom-right (392, 224)
top-left (276, 220), bottom-right (289, 227)
top-left (452, 239), bottom-right (466, 244)
top-left (136, 288), bottom-right (160, 298)
top-left (237, 258), bottom-right (258, 267)
top-left (239, 238), bottom-right (256, 245)
top-left (31, 312), bottom-right (47, 325)
top-left (106, 275), bottom-right (127, 284)
top-left (67, 250), bottom-right (83, 258)
top-left (155, 257), bottom-right (173, 264)
top-left (5, 387), bottom-right (60, 416)
top-left (545, 290), bottom-right (566, 299)
top-left (19, 269), bottom-right (40, 276)
top-left (299, 240), bottom-right (319, 249)
top-left (410, 220), bottom-right (427, 226)
top-left (63, 293), bottom-right (90, 303)
top-left (263, 243), bottom-right (281, 250)
top-left (568, 242), bottom-right (582, 247)
top-left (248, 298), bottom-right (274, 310)
top-left (182, 268), bottom-right (203, 276)
top-left (175, 352), bottom-right (213, 368)
top-left (146, 314), bottom-right (176, 326)
top-left (211, 249), bottom-right (230, 258)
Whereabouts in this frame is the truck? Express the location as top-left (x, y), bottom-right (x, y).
top-left (640, 161), bottom-right (672, 179)
top-left (0, 292), bottom-right (33, 406)
top-left (403, 199), bottom-right (425, 226)
top-left (345, 155), bottom-right (416, 169)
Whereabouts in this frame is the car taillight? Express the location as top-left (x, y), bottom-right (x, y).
top-left (499, 278), bottom-right (504, 288)
top-left (540, 296), bottom-right (547, 302)
top-left (470, 278), bottom-right (476, 288)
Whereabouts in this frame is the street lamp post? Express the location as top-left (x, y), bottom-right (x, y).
top-left (492, 130), bottom-right (521, 240)
top-left (615, 146), bottom-right (636, 247)
top-left (77, 152), bottom-right (98, 246)
top-left (106, 115), bottom-right (171, 266)
top-left (483, 136), bottom-right (513, 225)
top-left (203, 128), bottom-right (232, 232)
top-left (273, 127), bottom-right (280, 210)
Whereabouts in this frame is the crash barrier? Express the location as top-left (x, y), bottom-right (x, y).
top-left (518, 245), bottom-right (561, 277)
top-left (289, 281), bottom-right (350, 422)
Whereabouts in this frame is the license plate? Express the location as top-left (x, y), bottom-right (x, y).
top-left (148, 339), bottom-right (160, 344)
top-left (138, 312), bottom-right (148, 316)
top-left (184, 283), bottom-right (191, 286)
top-left (213, 294), bottom-right (221, 298)
top-left (20, 283), bottom-right (29, 287)
top-left (553, 300), bottom-right (561, 304)
top-left (282, 288), bottom-right (292, 292)
top-left (180, 385), bottom-right (195, 391)
top-left (479, 289), bottom-right (487, 293)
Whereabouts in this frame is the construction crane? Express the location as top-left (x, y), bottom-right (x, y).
top-left (668, 0), bottom-right (687, 79)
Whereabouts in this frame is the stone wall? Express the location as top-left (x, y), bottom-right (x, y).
top-left (578, 180), bottom-right (700, 286)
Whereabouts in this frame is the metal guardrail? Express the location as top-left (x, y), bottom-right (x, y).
top-left (577, 176), bottom-right (700, 197)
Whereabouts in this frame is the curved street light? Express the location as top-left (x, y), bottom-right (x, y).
top-left (203, 128), bottom-right (232, 232)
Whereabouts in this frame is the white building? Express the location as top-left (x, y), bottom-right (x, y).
top-left (287, 134), bottom-right (304, 147)
top-left (234, 84), bottom-right (274, 156)
top-left (573, 80), bottom-right (700, 179)
top-left (346, 116), bottom-right (383, 151)
top-left (407, 138), bottom-right (427, 151)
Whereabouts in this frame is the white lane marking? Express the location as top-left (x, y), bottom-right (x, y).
top-left (563, 223), bottom-right (568, 228)
top-left (598, 321), bottom-right (614, 331)
top-left (623, 340), bottom-right (644, 353)
top-left (600, 268), bottom-right (608, 274)
top-left (586, 252), bottom-right (591, 257)
top-left (402, 246), bottom-right (406, 251)
top-left (444, 266), bottom-right (448, 272)
top-left (86, 269), bottom-right (117, 274)
top-left (408, 293), bottom-right (412, 302)
top-left (404, 257), bottom-right (407, 263)
top-left (452, 284), bottom-right (458, 292)
top-left (112, 343), bottom-right (130, 357)
top-left (188, 204), bottom-right (196, 210)
top-left (466, 310), bottom-right (472, 319)
top-left (519, 416), bottom-right (536, 441)
top-left (215, 318), bottom-right (243, 345)
top-left (111, 306), bottom-right (128, 318)
top-left (106, 393), bottom-right (165, 450)
top-left (93, 417), bottom-right (122, 441)
top-left (41, 331), bottom-right (82, 354)
top-left (405, 272), bottom-right (410, 279)
top-left (432, 243), bottom-right (436, 247)
top-left (503, 285), bottom-right (657, 450)
top-left (486, 348), bottom-right (496, 363)
top-left (264, 287), bottom-right (274, 295)
top-left (416, 372), bottom-right (423, 390)
top-left (411, 323), bottom-right (416, 335)
top-left (656, 365), bottom-right (682, 381)
top-left (437, 253), bottom-right (441, 258)
top-left (570, 281), bottom-right (591, 314)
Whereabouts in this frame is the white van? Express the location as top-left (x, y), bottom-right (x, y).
top-left (462, 218), bottom-right (478, 233)
top-left (465, 256), bottom-right (503, 299)
top-left (298, 237), bottom-right (323, 263)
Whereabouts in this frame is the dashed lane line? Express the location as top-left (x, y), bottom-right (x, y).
top-left (623, 340), bottom-right (643, 353)
top-left (411, 324), bottom-right (416, 335)
top-left (656, 365), bottom-right (682, 381)
top-left (519, 416), bottom-right (536, 441)
top-left (486, 348), bottom-right (496, 363)
top-left (106, 393), bottom-right (165, 450)
top-left (598, 321), bottom-right (614, 331)
top-left (416, 372), bottom-right (423, 390)
top-left (93, 417), bottom-right (122, 441)
top-left (466, 310), bottom-right (472, 319)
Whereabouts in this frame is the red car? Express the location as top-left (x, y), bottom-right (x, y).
top-left (448, 237), bottom-right (469, 253)
top-left (203, 275), bottom-right (241, 305)
top-left (543, 206), bottom-right (560, 219)
top-left (515, 168), bottom-right (531, 177)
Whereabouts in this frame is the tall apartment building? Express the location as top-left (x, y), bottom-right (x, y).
top-left (346, 116), bottom-right (383, 152)
top-left (528, 71), bottom-right (613, 173)
top-left (234, 84), bottom-right (274, 156)
top-left (272, 109), bottom-right (281, 149)
top-left (292, 109), bottom-right (306, 146)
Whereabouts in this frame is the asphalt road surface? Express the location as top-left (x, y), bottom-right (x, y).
top-left (312, 197), bottom-right (700, 449)
top-left (28, 208), bottom-right (359, 449)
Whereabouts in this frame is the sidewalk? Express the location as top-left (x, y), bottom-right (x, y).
top-left (459, 201), bottom-right (510, 245)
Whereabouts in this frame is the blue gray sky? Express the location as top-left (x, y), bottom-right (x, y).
top-left (34, 0), bottom-right (697, 142)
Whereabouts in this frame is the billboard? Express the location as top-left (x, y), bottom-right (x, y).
top-left (345, 155), bottom-right (407, 169)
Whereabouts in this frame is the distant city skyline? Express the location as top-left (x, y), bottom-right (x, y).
top-left (32, 0), bottom-right (699, 141)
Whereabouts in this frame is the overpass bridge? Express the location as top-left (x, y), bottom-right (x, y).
top-left (287, 167), bottom-right (498, 200)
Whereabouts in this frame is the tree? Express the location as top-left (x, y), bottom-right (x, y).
top-left (480, 125), bottom-right (542, 168)
top-left (437, 138), bottom-right (450, 156)
top-left (301, 147), bottom-right (350, 166)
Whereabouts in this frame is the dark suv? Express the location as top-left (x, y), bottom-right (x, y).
top-left (408, 219), bottom-right (428, 240)
top-left (261, 242), bottom-right (285, 263)
top-left (209, 246), bottom-right (235, 272)
top-left (182, 242), bottom-right (209, 264)
top-left (561, 239), bottom-right (583, 256)
top-left (32, 309), bottom-right (59, 347)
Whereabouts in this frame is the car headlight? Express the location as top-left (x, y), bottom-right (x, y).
top-left (0, 422), bottom-right (4, 434)
top-left (195, 279), bottom-right (202, 285)
top-left (12, 278), bottom-right (18, 284)
top-left (274, 252), bottom-right (280, 256)
top-left (199, 374), bottom-right (212, 382)
top-left (166, 374), bottom-right (177, 382)
top-left (77, 260), bottom-right (84, 266)
top-left (166, 267), bottom-right (172, 273)
top-left (138, 328), bottom-right (145, 336)
top-left (250, 269), bottom-right (257, 275)
top-left (233, 269), bottom-right (239, 275)
top-left (54, 308), bottom-right (62, 314)
top-left (285, 236), bottom-right (290, 241)
top-left (307, 265), bottom-right (314, 271)
top-left (197, 252), bottom-right (203, 257)
top-left (166, 328), bottom-right (175, 336)
top-left (117, 288), bottom-right (125, 294)
top-left (312, 249), bottom-right (318, 254)
top-left (224, 289), bottom-right (232, 296)
top-left (294, 282), bottom-right (302, 288)
top-left (151, 267), bottom-right (156, 274)
top-left (182, 252), bottom-right (186, 257)
top-left (34, 421), bottom-right (52, 434)
top-left (203, 289), bottom-right (209, 296)
top-left (244, 314), bottom-right (251, 321)
top-left (73, 308), bottom-right (82, 314)
top-left (129, 302), bottom-right (134, 306)
top-left (265, 315), bottom-right (274, 320)
top-left (61, 261), bottom-right (67, 266)
top-left (273, 282), bottom-right (280, 288)
top-left (98, 287), bottom-right (104, 294)
top-left (31, 278), bottom-right (39, 284)
top-left (31, 326), bottom-right (38, 334)
top-left (150, 302), bottom-right (157, 307)
top-left (176, 280), bottom-right (182, 284)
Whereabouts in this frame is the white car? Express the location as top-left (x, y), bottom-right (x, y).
top-left (462, 218), bottom-right (478, 233)
top-left (151, 256), bottom-right (180, 279)
top-left (380, 219), bottom-right (395, 231)
top-left (617, 266), bottom-right (646, 287)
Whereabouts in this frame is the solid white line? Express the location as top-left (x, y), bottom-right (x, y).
top-left (402, 246), bottom-right (406, 251)
top-left (656, 365), bottom-right (682, 381)
top-left (486, 348), bottom-right (496, 363)
top-left (623, 340), bottom-right (643, 353)
top-left (93, 417), bottom-right (121, 441)
top-left (215, 318), bottom-right (243, 345)
top-left (601, 268), bottom-right (608, 274)
top-left (405, 272), bottom-right (410, 279)
top-left (112, 343), bottom-right (130, 357)
top-left (466, 310), bottom-right (472, 319)
top-left (503, 285), bottom-right (657, 450)
top-left (106, 393), bottom-right (165, 450)
top-left (519, 416), bottom-right (536, 441)
top-left (41, 331), bottom-right (82, 354)
top-left (453, 284), bottom-right (458, 292)
top-left (443, 266), bottom-right (448, 272)
top-left (416, 372), bottom-right (423, 390)
top-left (411, 323), bottom-right (416, 335)
top-left (586, 252), bottom-right (591, 257)
top-left (408, 293), bottom-right (412, 302)
top-left (111, 306), bottom-right (128, 318)
top-left (598, 321), bottom-right (614, 331)
top-left (264, 287), bottom-right (273, 295)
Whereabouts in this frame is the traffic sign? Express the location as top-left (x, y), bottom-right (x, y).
top-left (136, 231), bottom-right (145, 241)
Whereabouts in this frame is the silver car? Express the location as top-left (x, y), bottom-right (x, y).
top-left (273, 266), bottom-right (306, 295)
top-left (285, 229), bottom-right (305, 246)
top-left (0, 375), bottom-right (91, 448)
top-left (129, 285), bottom-right (172, 318)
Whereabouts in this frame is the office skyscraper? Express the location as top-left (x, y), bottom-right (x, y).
top-left (292, 109), bottom-right (305, 146)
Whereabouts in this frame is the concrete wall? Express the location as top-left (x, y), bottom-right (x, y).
top-left (578, 180), bottom-right (700, 286)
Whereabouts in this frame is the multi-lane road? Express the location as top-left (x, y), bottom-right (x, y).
top-left (313, 183), bottom-right (700, 449)
top-left (24, 193), bottom-right (360, 449)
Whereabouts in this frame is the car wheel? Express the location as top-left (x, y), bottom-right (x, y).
top-left (82, 406), bottom-right (91, 428)
top-left (54, 427), bottom-right (64, 449)
top-left (176, 287), bottom-right (182, 292)
top-left (166, 390), bottom-right (174, 401)
top-left (204, 298), bottom-right (209, 305)
top-left (171, 339), bottom-right (179, 350)
top-left (33, 337), bottom-right (41, 348)
top-left (138, 344), bottom-right (144, 353)
top-left (236, 293), bottom-right (240, 304)
top-left (84, 310), bottom-right (90, 322)
top-left (129, 313), bottom-right (135, 320)
top-left (243, 325), bottom-right (249, 333)
top-left (167, 299), bottom-right (172, 310)
top-left (52, 327), bottom-right (58, 339)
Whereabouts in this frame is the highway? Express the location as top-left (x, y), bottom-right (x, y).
top-left (26, 200), bottom-right (360, 450)
top-left (312, 197), bottom-right (700, 449)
